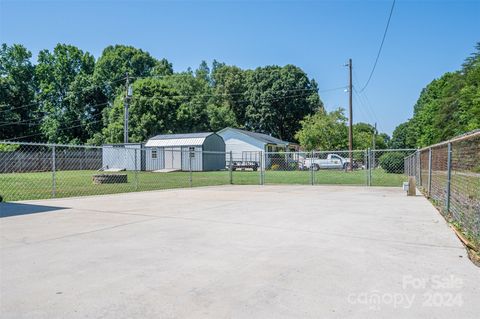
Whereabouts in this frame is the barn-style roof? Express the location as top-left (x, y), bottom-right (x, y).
top-left (145, 132), bottom-right (214, 147)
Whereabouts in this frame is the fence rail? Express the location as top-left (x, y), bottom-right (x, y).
top-left (405, 130), bottom-right (480, 244)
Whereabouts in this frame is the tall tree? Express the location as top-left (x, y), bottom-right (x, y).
top-left (389, 122), bottom-right (415, 149)
top-left (352, 122), bottom-right (388, 150)
top-left (171, 70), bottom-right (211, 133)
top-left (101, 77), bottom-right (182, 143)
top-left (244, 65), bottom-right (321, 141)
top-left (391, 43), bottom-right (480, 147)
top-left (211, 62), bottom-right (247, 127)
top-left (295, 108), bottom-right (348, 151)
top-left (35, 44), bottom-right (98, 143)
top-left (0, 44), bottom-right (37, 140)
top-left (93, 45), bottom-right (171, 100)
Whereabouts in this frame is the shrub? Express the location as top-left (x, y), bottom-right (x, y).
top-left (0, 144), bottom-right (19, 152)
top-left (288, 162), bottom-right (298, 171)
top-left (270, 164), bottom-right (281, 171)
top-left (378, 152), bottom-right (405, 174)
top-left (0, 195), bottom-right (3, 202)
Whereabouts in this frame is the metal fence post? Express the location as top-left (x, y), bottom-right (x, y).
top-left (405, 155), bottom-right (409, 176)
top-left (189, 152), bottom-right (193, 187)
top-left (408, 155), bottom-right (412, 176)
top-left (409, 154), bottom-right (413, 176)
top-left (428, 147), bottom-right (432, 197)
top-left (259, 151), bottom-right (264, 185)
top-left (364, 149), bottom-right (368, 186)
top-left (229, 151), bottom-right (233, 185)
top-left (310, 151), bottom-right (314, 186)
top-left (134, 148), bottom-right (139, 191)
top-left (417, 150), bottom-right (422, 186)
top-left (368, 148), bottom-right (372, 186)
top-left (446, 142), bottom-right (452, 212)
top-left (264, 151), bottom-right (268, 185)
top-left (262, 151), bottom-right (266, 185)
top-left (52, 145), bottom-right (56, 198)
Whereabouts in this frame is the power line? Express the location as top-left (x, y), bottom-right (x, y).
top-left (1, 87), bottom-right (342, 129)
top-left (358, 0), bottom-right (396, 93)
top-left (353, 87), bottom-right (385, 133)
top-left (0, 76), bottom-right (125, 115)
top-left (0, 110), bottom-right (105, 128)
top-left (6, 119), bottom-right (103, 141)
top-left (353, 70), bottom-right (381, 126)
top-left (0, 101), bottom-right (43, 114)
top-left (359, 90), bottom-right (384, 133)
top-left (351, 91), bottom-right (372, 123)
top-left (0, 102), bottom-right (109, 127)
top-left (0, 85), bottom-right (344, 115)
top-left (353, 87), bottom-right (377, 123)
top-left (131, 73), bottom-right (346, 98)
top-left (1, 90), bottom-right (326, 140)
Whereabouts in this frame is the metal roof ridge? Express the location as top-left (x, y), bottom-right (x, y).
top-left (223, 127), bottom-right (290, 145)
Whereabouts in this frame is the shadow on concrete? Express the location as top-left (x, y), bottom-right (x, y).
top-left (0, 202), bottom-right (67, 218)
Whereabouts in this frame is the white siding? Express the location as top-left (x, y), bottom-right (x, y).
top-left (145, 147), bottom-right (165, 171)
top-left (218, 129), bottom-right (265, 162)
top-left (181, 146), bottom-right (203, 171)
top-left (102, 145), bottom-right (142, 171)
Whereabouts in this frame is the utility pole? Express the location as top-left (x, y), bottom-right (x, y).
top-left (347, 58), bottom-right (353, 171)
top-left (124, 73), bottom-right (132, 144)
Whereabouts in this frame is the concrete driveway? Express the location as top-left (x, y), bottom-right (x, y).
top-left (1, 185), bottom-right (479, 318)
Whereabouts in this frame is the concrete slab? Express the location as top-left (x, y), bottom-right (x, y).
top-left (103, 168), bottom-right (126, 172)
top-left (0, 185), bottom-right (479, 318)
top-left (152, 168), bottom-right (181, 173)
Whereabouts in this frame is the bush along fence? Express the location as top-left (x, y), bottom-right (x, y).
top-left (405, 130), bottom-right (480, 248)
top-left (0, 141), bottom-right (416, 202)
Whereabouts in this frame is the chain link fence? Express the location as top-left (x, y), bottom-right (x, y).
top-left (262, 149), bottom-right (415, 186)
top-left (405, 130), bottom-right (480, 246)
top-left (1, 141), bottom-right (416, 202)
top-left (0, 142), bottom-right (232, 201)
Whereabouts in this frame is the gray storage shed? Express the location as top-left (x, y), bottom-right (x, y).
top-left (144, 132), bottom-right (225, 171)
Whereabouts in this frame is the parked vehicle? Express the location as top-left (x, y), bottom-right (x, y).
top-left (229, 161), bottom-right (259, 171)
top-left (302, 153), bottom-right (356, 170)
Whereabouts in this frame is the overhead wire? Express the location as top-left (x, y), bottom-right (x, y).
top-left (0, 102), bottom-right (110, 127)
top-left (0, 101), bottom-right (43, 114)
top-left (6, 119), bottom-right (104, 141)
top-left (0, 109), bottom-right (106, 128)
top-left (2, 70), bottom-right (346, 141)
top-left (359, 90), bottom-right (384, 133)
top-left (0, 76), bottom-right (125, 115)
top-left (358, 0), bottom-right (396, 93)
top-left (351, 91), bottom-right (372, 124)
top-left (352, 70), bottom-right (382, 130)
top-left (0, 84), bottom-right (344, 114)
top-left (2, 89), bottom-right (335, 140)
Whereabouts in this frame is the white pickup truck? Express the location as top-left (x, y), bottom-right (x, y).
top-left (302, 153), bottom-right (353, 170)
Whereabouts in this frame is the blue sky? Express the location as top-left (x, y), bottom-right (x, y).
top-left (1, 0), bottom-right (478, 135)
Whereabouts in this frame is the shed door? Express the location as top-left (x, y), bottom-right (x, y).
top-left (165, 147), bottom-right (181, 169)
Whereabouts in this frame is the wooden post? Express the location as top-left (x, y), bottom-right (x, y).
top-left (407, 176), bottom-right (416, 196)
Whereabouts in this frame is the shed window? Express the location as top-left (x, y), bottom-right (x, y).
top-left (152, 150), bottom-right (157, 159)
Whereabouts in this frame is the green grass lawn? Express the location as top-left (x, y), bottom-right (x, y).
top-left (0, 168), bottom-right (408, 201)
